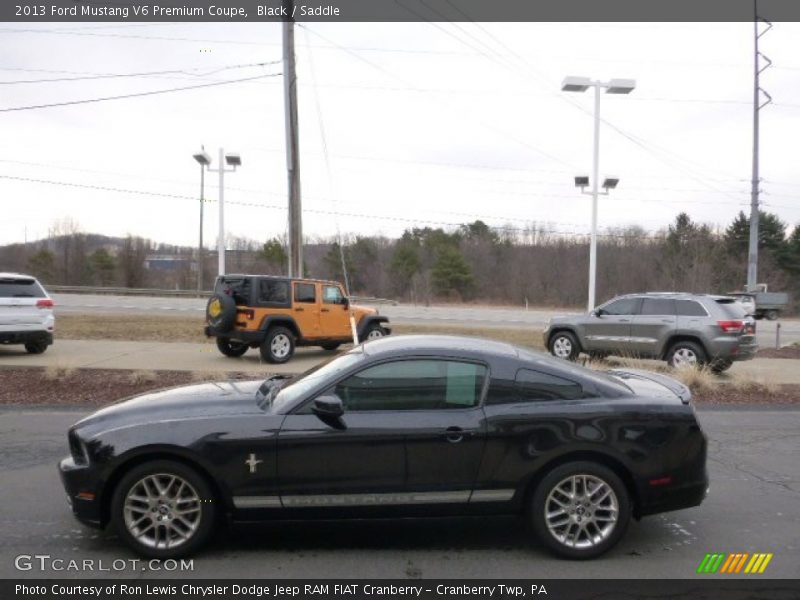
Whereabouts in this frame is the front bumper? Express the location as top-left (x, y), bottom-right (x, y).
top-left (58, 456), bottom-right (104, 528)
top-left (0, 330), bottom-right (53, 346)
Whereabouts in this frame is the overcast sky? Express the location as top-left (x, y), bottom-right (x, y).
top-left (1, 21), bottom-right (799, 248)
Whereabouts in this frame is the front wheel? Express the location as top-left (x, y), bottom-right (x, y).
top-left (216, 337), bottom-right (248, 358)
top-left (765, 310), bottom-right (779, 321)
top-left (361, 324), bottom-right (387, 343)
top-left (548, 331), bottom-right (580, 361)
top-left (110, 460), bottom-right (216, 559)
top-left (531, 461), bottom-right (631, 559)
top-left (260, 326), bottom-right (295, 364)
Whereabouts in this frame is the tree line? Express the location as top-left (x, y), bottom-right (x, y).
top-left (2, 212), bottom-right (798, 312)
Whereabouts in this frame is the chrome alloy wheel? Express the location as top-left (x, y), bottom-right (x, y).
top-left (123, 473), bottom-right (202, 550)
top-left (544, 474), bottom-right (619, 550)
top-left (671, 347), bottom-right (698, 368)
top-left (552, 336), bottom-right (573, 358)
top-left (271, 333), bottom-right (291, 358)
top-left (366, 328), bottom-right (385, 341)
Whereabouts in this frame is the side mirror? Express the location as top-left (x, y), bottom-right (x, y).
top-left (594, 308), bottom-right (605, 317)
top-left (341, 296), bottom-right (350, 308)
top-left (312, 394), bottom-right (346, 429)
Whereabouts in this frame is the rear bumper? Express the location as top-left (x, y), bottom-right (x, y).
top-left (0, 330), bottom-right (53, 346)
top-left (58, 456), bottom-right (104, 528)
top-left (638, 477), bottom-right (709, 517)
top-left (710, 338), bottom-right (758, 362)
top-left (205, 326), bottom-right (265, 345)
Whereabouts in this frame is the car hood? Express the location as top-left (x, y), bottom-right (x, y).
top-left (73, 380), bottom-right (265, 433)
top-left (548, 313), bottom-right (588, 325)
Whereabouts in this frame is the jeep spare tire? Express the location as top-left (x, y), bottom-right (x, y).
top-left (206, 293), bottom-right (237, 332)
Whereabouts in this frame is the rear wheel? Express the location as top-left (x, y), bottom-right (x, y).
top-left (110, 460), bottom-right (216, 559)
top-left (666, 340), bottom-right (707, 369)
top-left (24, 341), bottom-right (48, 354)
top-left (766, 310), bottom-right (779, 321)
top-left (260, 326), bottom-right (295, 364)
top-left (710, 358), bottom-right (733, 373)
top-left (531, 461), bottom-right (631, 559)
top-left (321, 342), bottom-right (341, 351)
top-left (549, 331), bottom-right (580, 361)
top-left (215, 337), bottom-right (248, 358)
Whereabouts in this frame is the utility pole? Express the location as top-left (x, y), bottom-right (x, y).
top-left (198, 162), bottom-right (205, 292)
top-left (218, 147), bottom-right (226, 276)
top-left (283, 4), bottom-right (303, 278)
top-left (747, 0), bottom-right (772, 291)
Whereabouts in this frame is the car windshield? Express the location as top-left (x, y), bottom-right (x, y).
top-left (267, 349), bottom-right (365, 413)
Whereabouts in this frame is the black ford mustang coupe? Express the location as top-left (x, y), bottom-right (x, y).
top-left (59, 335), bottom-right (708, 559)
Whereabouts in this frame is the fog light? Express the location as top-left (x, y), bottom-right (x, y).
top-left (76, 492), bottom-right (95, 501)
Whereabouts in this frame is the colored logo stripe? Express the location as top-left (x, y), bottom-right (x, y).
top-left (697, 552), bottom-right (773, 574)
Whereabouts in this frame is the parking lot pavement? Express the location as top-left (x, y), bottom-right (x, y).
top-left (0, 407), bottom-right (798, 579)
top-left (3, 338), bottom-right (800, 384)
top-left (51, 292), bottom-right (800, 348)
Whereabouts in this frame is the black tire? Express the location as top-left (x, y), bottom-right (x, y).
top-left (206, 293), bottom-right (237, 332)
top-left (360, 323), bottom-right (387, 343)
top-left (24, 341), bottom-right (48, 354)
top-left (216, 337), bottom-right (248, 358)
top-left (710, 358), bottom-right (733, 374)
top-left (666, 340), bottom-right (707, 369)
top-left (531, 461), bottom-right (631, 560)
top-left (548, 331), bottom-right (581, 361)
top-left (321, 342), bottom-right (341, 351)
top-left (259, 326), bottom-right (295, 364)
top-left (766, 310), bottom-right (779, 321)
top-left (110, 459), bottom-right (216, 559)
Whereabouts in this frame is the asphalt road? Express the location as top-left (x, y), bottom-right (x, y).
top-left (1, 406), bottom-right (798, 579)
top-left (51, 293), bottom-right (800, 349)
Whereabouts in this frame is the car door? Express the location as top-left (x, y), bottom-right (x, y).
top-left (319, 284), bottom-right (351, 339)
top-left (292, 281), bottom-right (321, 338)
top-left (582, 297), bottom-right (640, 353)
top-left (276, 358), bottom-right (487, 509)
top-left (629, 298), bottom-right (676, 357)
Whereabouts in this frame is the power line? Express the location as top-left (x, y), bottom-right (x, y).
top-left (0, 72), bottom-right (282, 113)
top-left (0, 60), bottom-right (280, 85)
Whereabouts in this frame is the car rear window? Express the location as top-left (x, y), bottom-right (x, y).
top-left (516, 368), bottom-right (587, 401)
top-left (214, 277), bottom-right (251, 305)
top-left (675, 299), bottom-right (707, 317)
top-left (715, 299), bottom-right (747, 319)
top-left (0, 278), bottom-right (46, 298)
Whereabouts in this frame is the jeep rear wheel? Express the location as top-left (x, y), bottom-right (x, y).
top-left (216, 337), bottom-right (249, 358)
top-left (666, 340), bottom-right (707, 369)
top-left (321, 342), bottom-right (341, 351)
top-left (260, 326), bottom-right (295, 364)
top-left (549, 331), bottom-right (580, 361)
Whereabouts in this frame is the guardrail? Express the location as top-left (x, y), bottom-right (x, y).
top-left (47, 285), bottom-right (398, 305)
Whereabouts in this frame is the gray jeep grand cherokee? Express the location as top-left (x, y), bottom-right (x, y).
top-left (543, 292), bottom-right (757, 372)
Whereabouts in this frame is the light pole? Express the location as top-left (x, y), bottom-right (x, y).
top-left (192, 147), bottom-right (211, 292)
top-left (193, 148), bottom-right (241, 277)
top-left (562, 76), bottom-right (635, 312)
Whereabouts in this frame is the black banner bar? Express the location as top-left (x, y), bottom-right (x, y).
top-left (4, 580), bottom-right (800, 600)
top-left (2, 0), bottom-right (799, 23)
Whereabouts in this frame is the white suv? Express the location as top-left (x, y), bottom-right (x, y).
top-left (0, 273), bottom-right (55, 354)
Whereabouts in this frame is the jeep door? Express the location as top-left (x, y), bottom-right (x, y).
top-left (319, 284), bottom-right (351, 339)
top-left (582, 297), bottom-right (640, 353)
top-left (628, 297), bottom-right (676, 357)
top-left (293, 282), bottom-right (321, 338)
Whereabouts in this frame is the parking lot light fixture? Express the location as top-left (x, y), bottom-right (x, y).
top-left (192, 147), bottom-right (212, 292)
top-left (563, 75), bottom-right (635, 312)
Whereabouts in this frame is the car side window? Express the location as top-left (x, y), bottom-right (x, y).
top-left (515, 368), bottom-right (587, 402)
top-left (322, 285), bottom-right (343, 304)
top-left (675, 300), bottom-right (707, 317)
top-left (333, 359), bottom-right (486, 411)
top-left (294, 282), bottom-right (316, 303)
top-left (601, 298), bottom-right (638, 315)
top-left (640, 298), bottom-right (676, 316)
top-left (258, 280), bottom-right (290, 307)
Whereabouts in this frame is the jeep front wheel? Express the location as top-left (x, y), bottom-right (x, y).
top-left (216, 338), bottom-right (249, 358)
top-left (260, 326), bottom-right (295, 364)
top-left (361, 323), bottom-right (387, 343)
top-left (549, 331), bottom-right (580, 361)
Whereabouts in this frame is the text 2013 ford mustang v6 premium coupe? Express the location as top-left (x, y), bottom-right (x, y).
top-left (59, 335), bottom-right (708, 559)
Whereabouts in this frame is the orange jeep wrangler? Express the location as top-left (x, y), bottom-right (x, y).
top-left (204, 274), bottom-right (391, 363)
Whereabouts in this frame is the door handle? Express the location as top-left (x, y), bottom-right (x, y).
top-left (295, 307), bottom-right (304, 312)
top-left (661, 319), bottom-right (673, 323)
top-left (619, 319), bottom-right (630, 323)
top-left (444, 426), bottom-right (473, 443)
top-left (321, 308), bottom-right (330, 313)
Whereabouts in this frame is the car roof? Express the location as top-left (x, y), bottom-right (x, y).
top-left (0, 272), bottom-right (37, 281)
top-left (614, 292), bottom-right (730, 301)
top-left (219, 274), bottom-right (341, 286)
top-left (361, 334), bottom-right (519, 360)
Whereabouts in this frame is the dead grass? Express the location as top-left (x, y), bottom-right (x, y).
top-left (44, 365), bottom-right (76, 380)
top-left (127, 370), bottom-right (159, 385)
top-left (391, 323), bottom-right (544, 349)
